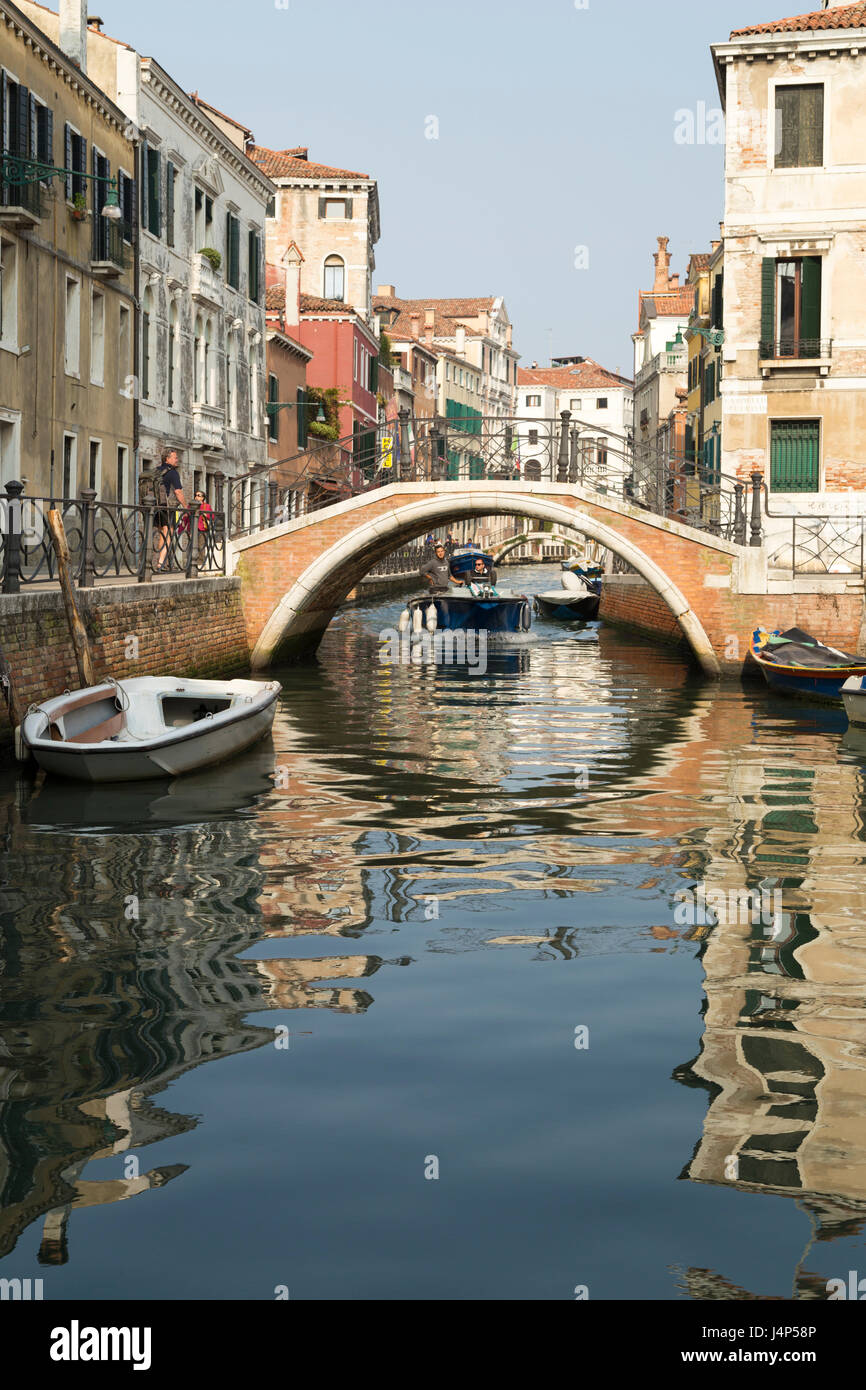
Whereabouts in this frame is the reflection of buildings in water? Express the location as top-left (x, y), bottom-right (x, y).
top-left (0, 782), bottom-right (389, 1263)
top-left (673, 732), bottom-right (866, 1277)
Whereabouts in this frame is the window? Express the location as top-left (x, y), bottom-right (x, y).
top-left (770, 419), bottom-right (820, 492)
top-left (35, 101), bottom-right (53, 169)
top-left (297, 387), bottom-right (308, 448)
top-left (596, 397), bottom-right (608, 410)
top-left (0, 409), bottom-right (20, 485)
top-left (248, 228), bottom-right (261, 303)
top-left (226, 212), bottom-right (240, 289)
top-left (596, 439), bottom-right (608, 469)
top-left (64, 124), bottom-right (87, 201)
top-left (761, 256), bottom-right (822, 358)
top-left (194, 313), bottom-right (204, 402)
top-left (249, 346), bottom-right (259, 436)
top-left (62, 433), bottom-right (77, 499)
top-left (205, 317), bottom-right (215, 405)
top-left (141, 142), bottom-right (161, 236)
top-left (319, 197), bottom-right (351, 219)
top-left (118, 304), bottom-right (131, 393)
top-left (775, 84), bottom-right (823, 169)
top-left (88, 438), bottom-right (102, 495)
top-left (353, 337), bottom-right (358, 381)
top-left (528, 428), bottom-right (539, 445)
top-left (141, 288), bottom-right (153, 399)
top-left (64, 276), bottom-right (80, 375)
top-left (166, 161), bottom-right (177, 247)
top-left (168, 301), bottom-right (179, 408)
top-left (118, 169), bottom-right (135, 241)
top-left (91, 149), bottom-right (113, 261)
top-left (0, 237), bottom-right (17, 350)
top-left (266, 194), bottom-right (276, 219)
top-left (324, 255), bottom-right (345, 301)
top-left (227, 329), bottom-right (238, 427)
top-left (116, 444), bottom-right (129, 504)
top-left (268, 374), bottom-right (279, 442)
top-left (90, 289), bottom-right (105, 385)
top-left (570, 398), bottom-right (582, 411)
top-left (525, 394), bottom-right (541, 407)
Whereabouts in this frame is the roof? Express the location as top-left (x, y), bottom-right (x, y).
top-left (382, 306), bottom-right (482, 341)
top-left (517, 359), bottom-right (633, 390)
top-left (250, 144), bottom-right (370, 180)
top-left (189, 91), bottom-right (252, 138)
top-left (374, 294), bottom-right (496, 322)
top-left (731, 3), bottom-right (866, 36)
top-left (299, 292), bottom-right (356, 314)
top-left (688, 253), bottom-right (710, 272)
top-left (265, 286), bottom-right (285, 311)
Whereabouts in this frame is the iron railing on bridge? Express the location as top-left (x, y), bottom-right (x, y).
top-left (0, 481), bottom-right (226, 593)
top-left (227, 410), bottom-right (765, 551)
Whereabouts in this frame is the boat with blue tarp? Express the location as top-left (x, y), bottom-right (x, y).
top-left (750, 627), bottom-right (866, 702)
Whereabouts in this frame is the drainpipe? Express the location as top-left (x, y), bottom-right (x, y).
top-left (132, 136), bottom-right (141, 496)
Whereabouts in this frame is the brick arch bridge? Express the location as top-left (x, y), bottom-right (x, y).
top-left (229, 480), bottom-right (782, 676)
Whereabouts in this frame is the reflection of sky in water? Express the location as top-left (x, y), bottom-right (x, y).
top-left (2, 565), bottom-right (866, 1299)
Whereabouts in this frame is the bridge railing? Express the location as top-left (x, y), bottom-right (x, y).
top-left (223, 411), bottom-right (765, 549)
top-left (0, 481), bottom-right (226, 592)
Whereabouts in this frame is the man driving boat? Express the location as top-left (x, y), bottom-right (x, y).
top-left (419, 542), bottom-right (464, 594)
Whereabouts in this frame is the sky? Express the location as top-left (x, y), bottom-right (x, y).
top-left (93, 0), bottom-right (785, 376)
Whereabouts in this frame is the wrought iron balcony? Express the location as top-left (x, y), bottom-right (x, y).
top-left (0, 171), bottom-right (44, 227)
top-left (759, 338), bottom-right (832, 361)
top-left (91, 219), bottom-right (131, 276)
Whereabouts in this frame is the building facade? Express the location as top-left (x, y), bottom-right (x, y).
top-left (632, 236), bottom-right (696, 500)
top-left (713, 3), bottom-right (866, 518)
top-left (0, 0), bottom-right (135, 501)
top-left (515, 358), bottom-right (634, 480)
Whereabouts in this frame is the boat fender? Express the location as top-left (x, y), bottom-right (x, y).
top-left (521, 601), bottom-right (531, 631)
top-left (412, 606), bottom-right (423, 635)
top-left (425, 603), bottom-right (438, 633)
top-left (398, 608), bottom-right (411, 634)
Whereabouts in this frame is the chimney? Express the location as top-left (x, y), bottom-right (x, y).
top-left (506, 324), bottom-right (512, 347)
top-left (60, 0), bottom-right (89, 72)
top-left (653, 235), bottom-right (671, 292)
top-left (409, 311), bottom-right (420, 339)
top-left (710, 239), bottom-right (720, 252)
top-left (280, 243), bottom-right (303, 327)
top-left (456, 325), bottom-right (466, 356)
top-left (377, 284), bottom-right (396, 298)
top-left (668, 273), bottom-right (679, 288)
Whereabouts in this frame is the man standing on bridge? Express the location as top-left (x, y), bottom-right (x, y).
top-left (420, 541), bottom-right (463, 594)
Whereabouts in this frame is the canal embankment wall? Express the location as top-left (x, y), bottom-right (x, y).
top-left (0, 578), bottom-right (249, 746)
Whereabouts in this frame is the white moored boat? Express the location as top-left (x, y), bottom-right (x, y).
top-left (842, 674), bottom-right (866, 727)
top-left (22, 676), bottom-right (281, 782)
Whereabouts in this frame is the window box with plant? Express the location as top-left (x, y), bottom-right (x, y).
top-left (70, 192), bottom-right (89, 222)
top-left (198, 247), bottom-right (221, 272)
top-left (305, 386), bottom-right (342, 441)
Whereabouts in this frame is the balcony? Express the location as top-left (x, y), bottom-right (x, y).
top-left (192, 403), bottom-right (225, 451)
top-left (759, 338), bottom-right (832, 374)
top-left (91, 220), bottom-right (131, 278)
top-left (635, 347), bottom-right (687, 388)
top-left (190, 253), bottom-right (223, 308)
top-left (0, 176), bottom-right (44, 230)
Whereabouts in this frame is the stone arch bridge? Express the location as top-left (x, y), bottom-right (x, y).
top-left (229, 480), bottom-right (796, 678)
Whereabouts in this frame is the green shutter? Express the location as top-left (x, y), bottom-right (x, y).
top-left (799, 256), bottom-right (821, 350)
top-left (297, 387), bottom-right (307, 448)
top-left (139, 139), bottom-right (148, 228)
top-left (166, 161), bottom-right (175, 246)
top-left (770, 419), bottom-right (819, 492)
top-left (760, 258), bottom-right (776, 355)
top-left (228, 215), bottom-right (240, 288)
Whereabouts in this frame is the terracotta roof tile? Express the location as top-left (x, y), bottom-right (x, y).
top-left (299, 292), bottom-right (354, 314)
top-left (517, 360), bottom-right (633, 390)
top-left (189, 92), bottom-right (252, 137)
top-left (265, 286), bottom-right (284, 311)
top-left (731, 3), bottom-right (866, 36)
top-left (250, 144), bottom-right (370, 180)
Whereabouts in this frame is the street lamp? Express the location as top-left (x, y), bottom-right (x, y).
top-left (1, 153), bottom-right (123, 218)
top-left (100, 184), bottom-right (122, 221)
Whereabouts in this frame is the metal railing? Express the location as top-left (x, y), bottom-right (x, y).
top-left (0, 481), bottom-right (226, 592)
top-left (367, 543), bottom-right (428, 577)
top-left (759, 338), bottom-right (832, 361)
top-left (227, 411), bottom-right (764, 551)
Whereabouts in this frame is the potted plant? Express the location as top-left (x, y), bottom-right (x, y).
top-left (199, 247), bottom-right (221, 272)
top-left (70, 192), bottom-right (88, 221)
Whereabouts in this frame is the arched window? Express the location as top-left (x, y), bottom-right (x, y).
top-left (248, 345), bottom-right (259, 436)
top-left (142, 287), bottom-right (154, 400)
top-left (324, 255), bottom-right (345, 302)
top-left (205, 318), bottom-right (214, 406)
top-left (227, 328), bottom-right (238, 429)
top-left (194, 314), bottom-right (204, 403)
top-left (168, 301), bottom-right (179, 409)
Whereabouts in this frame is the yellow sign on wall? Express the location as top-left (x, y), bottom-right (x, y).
top-left (381, 436), bottom-right (393, 469)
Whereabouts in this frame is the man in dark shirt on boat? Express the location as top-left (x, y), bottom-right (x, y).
top-left (419, 542), bottom-right (463, 593)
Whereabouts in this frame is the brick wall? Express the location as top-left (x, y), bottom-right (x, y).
top-left (0, 578), bottom-right (250, 746)
top-left (600, 574), bottom-right (687, 648)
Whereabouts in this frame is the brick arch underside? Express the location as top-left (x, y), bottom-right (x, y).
top-left (249, 494), bottom-right (721, 675)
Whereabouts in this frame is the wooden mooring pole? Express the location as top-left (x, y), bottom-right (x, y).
top-left (47, 510), bottom-right (95, 688)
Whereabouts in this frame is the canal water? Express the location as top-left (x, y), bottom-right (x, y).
top-left (2, 563), bottom-right (865, 1300)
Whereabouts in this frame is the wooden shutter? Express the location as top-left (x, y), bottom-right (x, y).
top-left (318, 197), bottom-right (327, 218)
top-left (229, 215), bottom-right (240, 287)
top-left (140, 139), bottom-right (149, 228)
top-left (65, 122), bottom-right (73, 199)
top-left (711, 273), bottom-right (723, 330)
top-left (29, 93), bottom-right (37, 164)
top-left (760, 258), bottom-right (776, 355)
top-left (0, 71), bottom-right (7, 158)
top-left (15, 83), bottom-right (29, 156)
top-left (148, 147), bottom-right (160, 235)
top-left (345, 197), bottom-right (353, 218)
top-left (771, 419), bottom-right (820, 492)
top-left (297, 387), bottom-right (307, 447)
top-left (42, 106), bottom-right (53, 166)
top-left (799, 256), bottom-right (821, 349)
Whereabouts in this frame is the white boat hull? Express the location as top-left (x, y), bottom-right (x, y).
top-left (22, 676), bottom-right (280, 783)
top-left (843, 675), bottom-right (866, 727)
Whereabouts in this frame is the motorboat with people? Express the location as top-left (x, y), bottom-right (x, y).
top-left (750, 628), bottom-right (866, 702)
top-left (21, 675), bottom-right (281, 782)
top-left (535, 564), bottom-right (601, 621)
top-left (405, 545), bottom-right (531, 637)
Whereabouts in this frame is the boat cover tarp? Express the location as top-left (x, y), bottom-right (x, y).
top-left (759, 628), bottom-right (864, 669)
